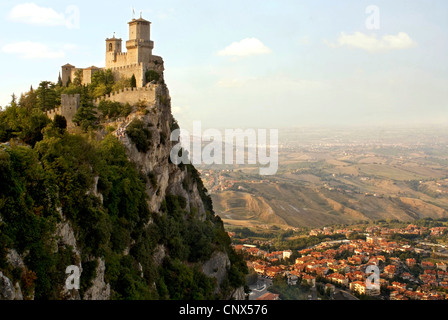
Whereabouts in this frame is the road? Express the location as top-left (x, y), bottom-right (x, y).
top-left (333, 288), bottom-right (359, 300)
top-left (248, 275), bottom-right (359, 301)
top-left (248, 277), bottom-right (273, 300)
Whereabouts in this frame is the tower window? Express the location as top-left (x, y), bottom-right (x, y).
top-left (109, 43), bottom-right (113, 52)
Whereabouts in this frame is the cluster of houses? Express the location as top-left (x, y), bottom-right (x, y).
top-left (199, 169), bottom-right (273, 193)
top-left (309, 224), bottom-right (447, 238)
top-left (199, 170), bottom-right (236, 193)
top-left (235, 227), bottom-right (448, 300)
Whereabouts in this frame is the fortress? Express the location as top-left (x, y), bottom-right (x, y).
top-left (47, 16), bottom-right (164, 127)
top-left (61, 16), bottom-right (164, 87)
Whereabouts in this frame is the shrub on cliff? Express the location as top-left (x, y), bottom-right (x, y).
top-left (145, 70), bottom-right (160, 83)
top-left (126, 119), bottom-right (152, 153)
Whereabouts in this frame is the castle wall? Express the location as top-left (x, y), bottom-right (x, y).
top-left (46, 107), bottom-right (62, 121)
top-left (109, 63), bottom-right (145, 87)
top-left (106, 52), bottom-right (129, 69)
top-left (61, 94), bottom-right (81, 127)
top-left (62, 17), bottom-right (164, 91)
top-left (93, 86), bottom-right (157, 107)
top-left (45, 94), bottom-right (81, 129)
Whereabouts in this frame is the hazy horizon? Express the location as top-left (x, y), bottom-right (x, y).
top-left (0, 0), bottom-right (447, 130)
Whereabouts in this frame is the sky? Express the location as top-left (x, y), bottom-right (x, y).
top-left (0, 0), bottom-right (447, 130)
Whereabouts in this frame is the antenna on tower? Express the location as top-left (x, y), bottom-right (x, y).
top-left (132, 7), bottom-right (135, 19)
top-left (140, 11), bottom-right (143, 19)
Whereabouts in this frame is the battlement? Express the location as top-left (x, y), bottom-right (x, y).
top-left (106, 51), bottom-right (128, 57)
top-left (93, 84), bottom-right (157, 107)
top-left (108, 62), bottom-right (144, 72)
top-left (46, 107), bottom-right (63, 117)
top-left (45, 94), bottom-right (81, 129)
top-left (62, 16), bottom-right (163, 89)
top-left (61, 94), bottom-right (81, 106)
top-left (126, 39), bottom-right (154, 49)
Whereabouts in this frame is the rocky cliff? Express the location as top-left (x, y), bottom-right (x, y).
top-left (0, 78), bottom-right (247, 300)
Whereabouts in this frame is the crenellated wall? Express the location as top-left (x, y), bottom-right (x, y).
top-left (106, 51), bottom-right (129, 69)
top-left (45, 85), bottom-right (158, 130)
top-left (63, 17), bottom-right (164, 89)
top-left (93, 84), bottom-right (157, 107)
top-left (46, 94), bottom-right (81, 128)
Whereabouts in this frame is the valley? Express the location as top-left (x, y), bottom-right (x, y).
top-left (198, 126), bottom-right (448, 230)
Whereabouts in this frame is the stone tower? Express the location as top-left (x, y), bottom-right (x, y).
top-left (126, 18), bottom-right (154, 64)
top-left (105, 36), bottom-right (123, 66)
top-left (102, 16), bottom-right (163, 87)
top-left (105, 17), bottom-right (156, 70)
top-left (61, 16), bottom-right (164, 89)
top-left (61, 63), bottom-right (75, 86)
top-left (45, 94), bottom-right (81, 129)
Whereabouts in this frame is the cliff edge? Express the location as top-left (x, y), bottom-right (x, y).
top-left (0, 79), bottom-right (247, 301)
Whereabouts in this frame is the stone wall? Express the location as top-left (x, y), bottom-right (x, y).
top-left (93, 85), bottom-right (157, 107)
top-left (46, 94), bottom-right (80, 129)
top-left (109, 63), bottom-right (145, 87)
top-left (108, 57), bottom-right (164, 87)
top-left (106, 51), bottom-right (129, 69)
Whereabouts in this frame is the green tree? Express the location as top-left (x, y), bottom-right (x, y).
top-left (57, 73), bottom-right (63, 87)
top-left (73, 69), bottom-right (83, 87)
top-left (19, 86), bottom-right (38, 112)
top-left (130, 74), bottom-right (137, 88)
top-left (36, 81), bottom-right (59, 112)
top-left (126, 119), bottom-right (152, 153)
top-left (98, 100), bottom-right (125, 119)
top-left (111, 77), bottom-right (132, 92)
top-left (0, 103), bottom-right (50, 146)
top-left (73, 103), bottom-right (97, 132)
top-left (90, 69), bottom-right (115, 97)
top-left (53, 115), bottom-right (67, 133)
top-left (145, 70), bottom-right (160, 83)
top-left (73, 86), bottom-right (98, 131)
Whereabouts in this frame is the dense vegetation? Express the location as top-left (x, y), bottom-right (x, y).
top-left (231, 226), bottom-right (346, 252)
top-left (126, 119), bottom-right (153, 153)
top-left (2, 69), bottom-right (143, 134)
top-left (0, 75), bottom-right (247, 300)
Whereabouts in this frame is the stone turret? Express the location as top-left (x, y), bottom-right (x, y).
top-left (126, 18), bottom-right (154, 64)
top-left (46, 94), bottom-right (81, 129)
top-left (104, 16), bottom-right (163, 87)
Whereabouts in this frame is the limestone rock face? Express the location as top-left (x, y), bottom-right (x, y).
top-left (202, 251), bottom-right (231, 290)
top-left (115, 84), bottom-right (207, 220)
top-left (6, 249), bottom-right (24, 270)
top-left (0, 272), bottom-right (15, 300)
top-left (153, 244), bottom-right (166, 267)
top-left (114, 83), bottom-right (242, 298)
top-left (56, 220), bottom-right (81, 260)
top-left (0, 81), bottom-right (245, 300)
top-left (231, 287), bottom-right (246, 300)
top-left (83, 258), bottom-right (110, 300)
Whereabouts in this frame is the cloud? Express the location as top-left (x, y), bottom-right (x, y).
top-left (8, 3), bottom-right (66, 26)
top-left (326, 32), bottom-right (417, 53)
top-left (218, 38), bottom-right (272, 57)
top-left (216, 79), bottom-right (245, 88)
top-left (7, 3), bottom-right (80, 29)
top-left (2, 42), bottom-right (65, 59)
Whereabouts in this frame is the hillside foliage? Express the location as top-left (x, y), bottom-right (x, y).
top-left (0, 82), bottom-right (247, 300)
